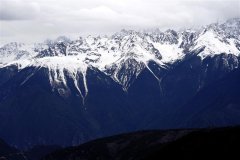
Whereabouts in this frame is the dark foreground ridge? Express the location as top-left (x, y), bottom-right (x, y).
top-left (1, 126), bottom-right (239, 160)
top-left (0, 144), bottom-right (61, 160)
top-left (42, 126), bottom-right (240, 160)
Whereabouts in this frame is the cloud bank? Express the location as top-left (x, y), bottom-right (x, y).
top-left (0, 0), bottom-right (239, 44)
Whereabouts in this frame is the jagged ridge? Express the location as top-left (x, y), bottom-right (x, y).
top-left (0, 18), bottom-right (239, 102)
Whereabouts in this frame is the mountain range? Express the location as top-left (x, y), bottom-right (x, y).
top-left (0, 18), bottom-right (240, 149)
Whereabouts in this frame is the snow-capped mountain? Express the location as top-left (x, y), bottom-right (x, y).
top-left (0, 18), bottom-right (240, 149)
top-left (1, 19), bottom-right (239, 93)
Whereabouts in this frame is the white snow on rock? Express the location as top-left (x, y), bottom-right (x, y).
top-left (192, 29), bottom-right (240, 59)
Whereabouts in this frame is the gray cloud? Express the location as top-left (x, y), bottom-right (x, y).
top-left (0, 0), bottom-right (40, 20)
top-left (0, 0), bottom-right (239, 44)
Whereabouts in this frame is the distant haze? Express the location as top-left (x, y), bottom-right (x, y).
top-left (0, 0), bottom-right (239, 44)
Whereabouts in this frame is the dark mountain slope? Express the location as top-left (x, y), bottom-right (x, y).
top-left (175, 67), bottom-right (240, 128)
top-left (143, 127), bottom-right (240, 160)
top-left (0, 54), bottom-right (240, 149)
top-left (0, 138), bottom-right (18, 157)
top-left (147, 53), bottom-right (240, 128)
top-left (0, 138), bottom-right (61, 160)
top-left (43, 126), bottom-right (240, 160)
top-left (0, 66), bottom-right (130, 149)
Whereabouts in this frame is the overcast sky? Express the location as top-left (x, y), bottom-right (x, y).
top-left (0, 0), bottom-right (239, 44)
